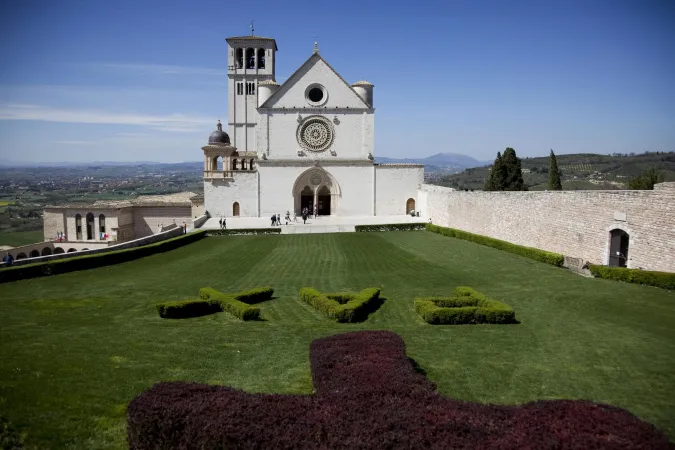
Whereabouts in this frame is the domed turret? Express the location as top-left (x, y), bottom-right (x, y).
top-left (208, 120), bottom-right (230, 145)
top-left (351, 80), bottom-right (374, 106)
top-left (258, 79), bottom-right (280, 107)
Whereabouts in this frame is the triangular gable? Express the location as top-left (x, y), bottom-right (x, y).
top-left (260, 53), bottom-right (371, 109)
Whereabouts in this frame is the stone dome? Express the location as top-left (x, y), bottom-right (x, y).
top-left (208, 120), bottom-right (230, 145)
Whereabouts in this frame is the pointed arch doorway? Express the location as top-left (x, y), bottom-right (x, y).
top-left (292, 167), bottom-right (341, 216)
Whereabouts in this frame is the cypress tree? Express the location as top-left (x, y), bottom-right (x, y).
top-left (484, 152), bottom-right (506, 191)
top-left (501, 147), bottom-right (526, 191)
top-left (548, 149), bottom-right (562, 190)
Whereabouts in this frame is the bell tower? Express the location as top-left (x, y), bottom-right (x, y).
top-left (225, 33), bottom-right (278, 153)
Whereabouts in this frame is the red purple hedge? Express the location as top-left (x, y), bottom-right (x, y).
top-left (127, 331), bottom-right (673, 449)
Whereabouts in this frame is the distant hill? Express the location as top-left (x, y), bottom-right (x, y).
top-left (431, 152), bottom-right (675, 191)
top-left (376, 153), bottom-right (489, 174)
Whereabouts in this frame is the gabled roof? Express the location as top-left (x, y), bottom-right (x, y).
top-left (226, 36), bottom-right (278, 51)
top-left (259, 52), bottom-right (372, 109)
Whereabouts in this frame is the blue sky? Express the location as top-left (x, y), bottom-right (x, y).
top-left (1, 0), bottom-right (673, 163)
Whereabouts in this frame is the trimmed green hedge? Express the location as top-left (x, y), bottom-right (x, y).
top-left (588, 265), bottom-right (675, 290)
top-left (355, 223), bottom-right (426, 232)
top-left (233, 287), bottom-right (274, 304)
top-left (300, 287), bottom-right (382, 322)
top-left (155, 286), bottom-right (272, 320)
top-left (155, 298), bottom-right (220, 319)
top-left (414, 287), bottom-right (516, 325)
top-left (199, 287), bottom-right (261, 321)
top-left (0, 230), bottom-right (207, 284)
top-left (425, 224), bottom-right (564, 267)
top-left (208, 228), bottom-right (281, 236)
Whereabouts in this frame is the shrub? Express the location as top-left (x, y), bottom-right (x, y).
top-left (425, 223), bottom-right (564, 267)
top-left (355, 223), bottom-right (425, 232)
top-left (233, 287), bottom-right (274, 304)
top-left (208, 228), bottom-right (281, 236)
top-left (127, 331), bottom-right (672, 449)
top-left (415, 287), bottom-right (515, 325)
top-left (155, 299), bottom-right (220, 319)
top-left (588, 265), bottom-right (675, 290)
top-left (199, 287), bottom-right (261, 321)
top-left (300, 287), bottom-right (382, 323)
top-left (0, 230), bottom-right (207, 284)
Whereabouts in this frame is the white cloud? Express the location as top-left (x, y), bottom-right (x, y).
top-left (0, 103), bottom-right (213, 133)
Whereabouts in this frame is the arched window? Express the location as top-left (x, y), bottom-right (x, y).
top-left (250, 158), bottom-right (255, 170)
top-left (54, 247), bottom-right (65, 254)
top-left (99, 214), bottom-right (106, 235)
top-left (67, 248), bottom-right (77, 253)
top-left (406, 198), bottom-right (416, 214)
top-left (214, 156), bottom-right (223, 171)
top-left (75, 214), bottom-right (82, 240)
top-left (232, 202), bottom-right (240, 217)
top-left (235, 48), bottom-right (243, 69)
top-left (608, 229), bottom-right (630, 268)
top-left (246, 48), bottom-right (255, 69)
top-left (257, 48), bottom-right (265, 69)
top-left (42, 247), bottom-right (52, 256)
top-left (30, 250), bottom-right (40, 258)
top-left (232, 159), bottom-right (238, 170)
top-left (16, 253), bottom-right (26, 260)
top-left (86, 212), bottom-right (95, 240)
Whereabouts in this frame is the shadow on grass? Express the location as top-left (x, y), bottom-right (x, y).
top-left (350, 296), bottom-right (386, 323)
top-left (407, 356), bottom-right (427, 377)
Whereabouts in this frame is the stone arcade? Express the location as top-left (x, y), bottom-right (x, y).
top-left (201, 36), bottom-right (423, 218)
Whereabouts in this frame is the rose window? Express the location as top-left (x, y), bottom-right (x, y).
top-left (297, 116), bottom-right (334, 152)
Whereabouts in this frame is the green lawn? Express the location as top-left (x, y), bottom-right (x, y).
top-left (0, 230), bottom-right (44, 247)
top-left (1, 231), bottom-right (674, 448)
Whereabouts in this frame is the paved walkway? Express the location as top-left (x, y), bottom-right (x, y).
top-left (202, 215), bottom-right (427, 235)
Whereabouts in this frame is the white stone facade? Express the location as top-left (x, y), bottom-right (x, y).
top-left (202, 36), bottom-right (423, 218)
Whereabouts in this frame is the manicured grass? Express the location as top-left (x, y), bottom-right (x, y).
top-left (0, 230), bottom-right (44, 247)
top-left (1, 231), bottom-right (674, 448)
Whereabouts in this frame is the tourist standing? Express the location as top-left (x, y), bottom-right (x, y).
top-left (277, 213), bottom-right (281, 226)
top-left (302, 212), bottom-right (307, 224)
top-left (219, 217), bottom-right (222, 228)
top-left (314, 206), bottom-right (318, 218)
top-left (223, 217), bottom-right (226, 229)
top-left (271, 214), bottom-right (276, 226)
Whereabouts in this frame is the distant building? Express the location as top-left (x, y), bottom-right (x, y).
top-left (42, 192), bottom-right (201, 250)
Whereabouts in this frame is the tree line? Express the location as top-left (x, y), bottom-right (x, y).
top-left (483, 148), bottom-right (663, 191)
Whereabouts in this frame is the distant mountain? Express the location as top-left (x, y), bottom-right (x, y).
top-left (375, 153), bottom-right (490, 174)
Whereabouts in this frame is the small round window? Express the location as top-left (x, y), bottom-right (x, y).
top-left (305, 84), bottom-right (327, 106)
top-left (308, 87), bottom-right (323, 103)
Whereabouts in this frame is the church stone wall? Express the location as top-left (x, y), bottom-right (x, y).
top-left (265, 112), bottom-right (372, 160)
top-left (420, 182), bottom-right (675, 273)
top-left (204, 173), bottom-right (259, 218)
top-left (43, 210), bottom-right (66, 241)
top-left (328, 165), bottom-right (374, 216)
top-left (375, 165), bottom-right (424, 215)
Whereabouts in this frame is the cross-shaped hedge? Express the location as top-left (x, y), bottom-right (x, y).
top-left (127, 331), bottom-right (672, 449)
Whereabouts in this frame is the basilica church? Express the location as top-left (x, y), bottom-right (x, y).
top-left (201, 35), bottom-right (424, 218)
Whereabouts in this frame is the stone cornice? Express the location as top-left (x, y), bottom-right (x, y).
top-left (258, 107), bottom-right (374, 114)
top-left (257, 159), bottom-right (374, 167)
top-left (375, 163), bottom-right (425, 168)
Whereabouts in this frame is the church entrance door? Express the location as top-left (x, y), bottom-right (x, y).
top-left (318, 186), bottom-right (331, 215)
top-left (300, 186), bottom-right (313, 214)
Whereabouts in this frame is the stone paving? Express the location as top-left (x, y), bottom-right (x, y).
top-left (202, 215), bottom-right (427, 234)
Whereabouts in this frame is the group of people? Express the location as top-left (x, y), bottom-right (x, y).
top-left (270, 211), bottom-right (298, 226)
top-left (218, 217), bottom-right (227, 229)
top-left (55, 231), bottom-right (66, 242)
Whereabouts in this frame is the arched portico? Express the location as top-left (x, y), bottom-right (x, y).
top-left (292, 167), bottom-right (341, 216)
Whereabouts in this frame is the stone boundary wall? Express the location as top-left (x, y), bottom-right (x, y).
top-left (2, 227), bottom-right (185, 268)
top-left (420, 182), bottom-right (675, 273)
